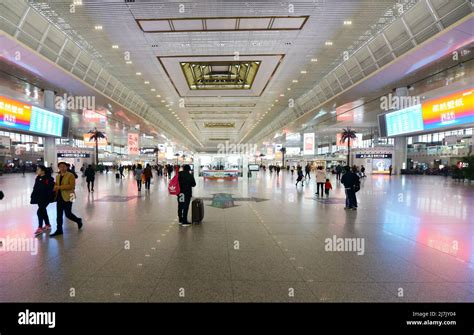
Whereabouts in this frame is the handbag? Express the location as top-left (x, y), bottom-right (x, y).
top-left (168, 174), bottom-right (180, 195)
top-left (353, 180), bottom-right (361, 192)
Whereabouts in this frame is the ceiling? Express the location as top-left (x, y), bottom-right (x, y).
top-left (0, 0), bottom-right (472, 152)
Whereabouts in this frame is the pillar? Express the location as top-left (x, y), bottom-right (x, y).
top-left (393, 137), bottom-right (407, 175)
top-left (43, 90), bottom-right (56, 168)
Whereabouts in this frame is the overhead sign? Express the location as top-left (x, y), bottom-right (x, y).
top-left (128, 133), bottom-right (139, 155)
top-left (355, 153), bottom-right (392, 159)
top-left (286, 147), bottom-right (301, 155)
top-left (286, 133), bottom-right (301, 142)
top-left (303, 133), bottom-right (314, 155)
top-left (140, 147), bottom-right (156, 155)
top-left (57, 153), bottom-right (91, 158)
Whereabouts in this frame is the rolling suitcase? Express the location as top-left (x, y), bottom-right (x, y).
top-left (191, 198), bottom-right (204, 224)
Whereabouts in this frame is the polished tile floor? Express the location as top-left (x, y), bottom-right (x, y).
top-left (0, 170), bottom-right (473, 302)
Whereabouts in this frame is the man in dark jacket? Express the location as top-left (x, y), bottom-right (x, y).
top-left (341, 165), bottom-right (360, 210)
top-left (84, 165), bottom-right (95, 192)
top-left (177, 165), bottom-right (196, 226)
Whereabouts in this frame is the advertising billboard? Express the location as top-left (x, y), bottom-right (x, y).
top-left (0, 96), bottom-right (32, 131)
top-left (303, 133), bottom-right (314, 155)
top-left (128, 133), bottom-right (139, 155)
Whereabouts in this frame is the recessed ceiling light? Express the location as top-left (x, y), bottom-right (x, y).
top-left (112, 45), bottom-right (119, 49)
top-left (325, 41), bottom-right (333, 46)
top-left (292, 80), bottom-right (298, 83)
top-left (280, 94), bottom-right (284, 97)
top-left (287, 88), bottom-right (291, 91)
top-left (126, 61), bottom-right (132, 64)
top-left (144, 81), bottom-right (150, 84)
top-left (168, 108), bottom-right (172, 111)
top-left (271, 104), bottom-right (274, 107)
top-left (151, 89), bottom-right (156, 92)
top-left (156, 95), bottom-right (161, 98)
top-left (161, 100), bottom-right (165, 103)
top-left (136, 72), bottom-right (141, 75)
top-left (275, 99), bottom-right (279, 102)
top-left (268, 108), bottom-right (271, 110)
top-left (94, 25), bottom-right (103, 30)
top-left (311, 58), bottom-right (318, 62)
top-left (300, 70), bottom-right (307, 74)
top-left (343, 20), bottom-right (352, 25)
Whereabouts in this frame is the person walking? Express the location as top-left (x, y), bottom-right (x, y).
top-left (143, 164), bottom-right (153, 190)
top-left (134, 164), bottom-right (143, 192)
top-left (119, 165), bottom-right (125, 178)
top-left (305, 163), bottom-right (311, 179)
top-left (295, 166), bottom-right (304, 187)
top-left (84, 164), bottom-right (96, 192)
top-left (276, 165), bottom-right (281, 177)
top-left (360, 165), bottom-right (366, 178)
top-left (31, 165), bottom-right (55, 235)
top-left (389, 165), bottom-right (393, 176)
top-left (341, 166), bottom-right (360, 210)
top-left (336, 164), bottom-right (342, 181)
top-left (50, 162), bottom-right (83, 237)
top-left (177, 164), bottom-right (196, 226)
top-left (324, 178), bottom-right (333, 197)
top-left (315, 166), bottom-right (326, 196)
top-left (21, 164), bottom-right (26, 176)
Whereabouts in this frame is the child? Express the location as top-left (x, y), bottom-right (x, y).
top-left (324, 178), bottom-right (332, 197)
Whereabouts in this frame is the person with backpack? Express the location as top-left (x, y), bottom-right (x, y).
top-left (177, 165), bottom-right (196, 226)
top-left (31, 165), bottom-right (55, 235)
top-left (295, 165), bottom-right (304, 187)
top-left (134, 164), bottom-right (143, 192)
top-left (84, 164), bottom-right (96, 192)
top-left (341, 166), bottom-right (360, 210)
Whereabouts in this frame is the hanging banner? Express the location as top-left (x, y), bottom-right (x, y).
top-left (128, 133), bottom-right (139, 155)
top-left (303, 133), bottom-right (314, 155)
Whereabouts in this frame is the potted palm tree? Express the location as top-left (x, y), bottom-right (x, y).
top-left (280, 147), bottom-right (286, 168)
top-left (88, 128), bottom-right (106, 166)
top-left (339, 128), bottom-right (357, 166)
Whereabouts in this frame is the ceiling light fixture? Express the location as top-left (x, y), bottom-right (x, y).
top-left (94, 25), bottom-right (103, 30)
top-left (292, 79), bottom-right (298, 83)
top-left (144, 81), bottom-right (150, 84)
top-left (136, 72), bottom-right (141, 75)
top-left (112, 45), bottom-right (119, 49)
top-left (126, 61), bottom-right (132, 64)
top-left (300, 70), bottom-right (307, 74)
top-left (325, 41), bottom-right (333, 46)
top-left (151, 89), bottom-right (156, 92)
top-left (343, 20), bottom-right (352, 25)
top-left (311, 58), bottom-right (318, 62)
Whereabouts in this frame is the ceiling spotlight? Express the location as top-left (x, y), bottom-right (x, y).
top-left (94, 25), bottom-right (103, 30)
top-left (112, 45), bottom-right (119, 49)
top-left (151, 89), bottom-right (156, 92)
top-left (280, 94), bottom-right (285, 97)
top-left (275, 99), bottom-right (279, 102)
top-left (136, 72), bottom-right (141, 75)
top-left (144, 81), bottom-right (150, 84)
top-left (292, 79), bottom-right (298, 83)
top-left (325, 41), bottom-right (333, 46)
top-left (311, 58), bottom-right (318, 62)
top-left (300, 70), bottom-right (307, 74)
top-left (287, 88), bottom-right (291, 91)
top-left (161, 100), bottom-right (165, 103)
top-left (156, 95), bottom-right (161, 98)
top-left (126, 61), bottom-right (132, 64)
top-left (343, 20), bottom-right (352, 25)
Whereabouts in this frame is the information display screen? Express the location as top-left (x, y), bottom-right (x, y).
top-left (385, 104), bottom-right (424, 137)
top-left (30, 106), bottom-right (64, 137)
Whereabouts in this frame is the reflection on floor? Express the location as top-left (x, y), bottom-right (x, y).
top-left (0, 170), bottom-right (473, 302)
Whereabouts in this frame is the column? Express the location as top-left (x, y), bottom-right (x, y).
top-left (393, 137), bottom-right (407, 175)
top-left (43, 90), bottom-right (56, 168)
